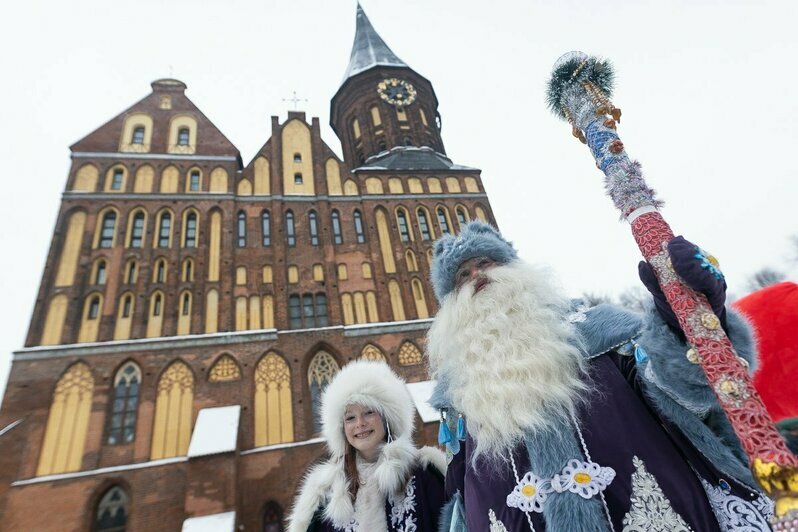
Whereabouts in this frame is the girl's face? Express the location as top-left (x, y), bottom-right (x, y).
top-left (343, 403), bottom-right (386, 462)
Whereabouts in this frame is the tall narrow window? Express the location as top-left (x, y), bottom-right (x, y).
top-left (308, 210), bottom-right (319, 246)
top-left (353, 210), bottom-right (366, 243)
top-left (417, 208), bottom-right (432, 240)
top-left (437, 207), bottom-right (451, 234)
top-left (88, 295), bottom-right (100, 319)
top-left (181, 292), bottom-right (191, 315)
top-left (182, 258), bottom-right (194, 282)
top-left (95, 486), bottom-right (128, 532)
top-left (237, 211), bottom-right (247, 247)
top-left (288, 295), bottom-right (301, 329)
top-left (308, 351), bottom-right (340, 433)
top-left (94, 260), bottom-right (107, 285)
top-left (100, 211), bottom-right (117, 248)
top-left (130, 212), bottom-right (145, 248)
top-left (331, 210), bottom-right (342, 244)
top-left (293, 173), bottom-right (303, 185)
top-left (154, 259), bottom-right (166, 283)
top-left (124, 260), bottom-right (137, 284)
top-left (303, 294), bottom-right (314, 326)
top-left (456, 206), bottom-right (468, 227)
top-left (293, 153), bottom-right (302, 163)
top-left (177, 127), bottom-right (190, 146)
top-left (285, 211), bottom-right (295, 247)
top-left (261, 210), bottom-right (271, 246)
top-left (110, 168), bottom-right (124, 191)
top-left (184, 212), bottom-right (197, 247)
top-left (396, 208), bottom-right (411, 242)
top-left (189, 170), bottom-right (200, 191)
top-left (122, 294), bottom-right (132, 318)
top-left (315, 293), bottom-right (328, 327)
top-left (132, 126), bottom-right (145, 145)
top-left (153, 293), bottom-right (162, 316)
top-left (263, 501), bottom-right (284, 532)
top-left (158, 212), bottom-right (171, 247)
top-left (107, 362), bottom-right (140, 445)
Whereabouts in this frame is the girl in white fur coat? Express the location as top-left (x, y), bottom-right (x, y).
top-left (287, 360), bottom-right (446, 532)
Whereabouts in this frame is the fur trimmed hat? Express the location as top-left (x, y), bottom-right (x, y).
top-left (431, 220), bottom-right (518, 302)
top-left (320, 360), bottom-right (415, 458)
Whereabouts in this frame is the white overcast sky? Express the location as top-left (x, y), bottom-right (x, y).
top-left (1, 0), bottom-right (796, 398)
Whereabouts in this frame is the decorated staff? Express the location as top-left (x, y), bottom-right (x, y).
top-left (546, 50), bottom-right (798, 527)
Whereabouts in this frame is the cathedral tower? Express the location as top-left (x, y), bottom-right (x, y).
top-left (0, 6), bottom-right (497, 531)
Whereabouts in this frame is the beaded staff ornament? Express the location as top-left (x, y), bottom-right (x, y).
top-left (546, 51), bottom-right (798, 527)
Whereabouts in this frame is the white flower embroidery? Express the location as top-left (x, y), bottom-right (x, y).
top-left (551, 459), bottom-right (616, 500)
top-left (506, 471), bottom-right (550, 513)
top-left (488, 509), bottom-right (510, 532)
top-left (389, 477), bottom-right (417, 532)
top-left (622, 456), bottom-right (691, 532)
top-left (699, 478), bottom-right (772, 532)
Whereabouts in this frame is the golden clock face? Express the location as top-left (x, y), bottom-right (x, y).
top-left (377, 78), bottom-right (417, 107)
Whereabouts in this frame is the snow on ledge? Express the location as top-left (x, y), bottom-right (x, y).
top-left (187, 405), bottom-right (240, 458)
top-left (182, 511), bottom-right (236, 532)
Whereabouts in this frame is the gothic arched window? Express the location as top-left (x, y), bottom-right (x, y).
top-left (150, 361), bottom-right (193, 459)
top-left (107, 362), bottom-right (140, 445)
top-left (437, 206), bottom-right (451, 234)
top-left (37, 362), bottom-right (94, 475)
top-left (254, 353), bottom-right (293, 446)
top-left (95, 485), bottom-right (128, 532)
top-left (262, 501), bottom-right (284, 532)
top-left (308, 351), bottom-right (340, 433)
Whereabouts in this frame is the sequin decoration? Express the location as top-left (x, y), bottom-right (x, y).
top-left (622, 456), bottom-right (690, 532)
top-left (506, 471), bottom-right (550, 513)
top-left (693, 245), bottom-right (724, 280)
top-left (551, 459), bottom-right (616, 500)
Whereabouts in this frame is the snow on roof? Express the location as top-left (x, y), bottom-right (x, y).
top-left (187, 405), bottom-right (240, 458)
top-left (405, 380), bottom-right (439, 423)
top-left (181, 511), bottom-right (236, 532)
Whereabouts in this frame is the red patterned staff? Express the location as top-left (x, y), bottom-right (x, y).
top-left (546, 51), bottom-right (798, 527)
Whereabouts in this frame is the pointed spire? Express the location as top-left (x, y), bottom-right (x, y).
top-left (341, 3), bottom-right (408, 84)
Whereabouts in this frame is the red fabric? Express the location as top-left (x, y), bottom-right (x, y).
top-left (733, 282), bottom-right (798, 422)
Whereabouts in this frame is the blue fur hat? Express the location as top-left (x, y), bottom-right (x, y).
top-left (431, 221), bottom-right (518, 301)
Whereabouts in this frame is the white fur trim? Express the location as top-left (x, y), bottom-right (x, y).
top-left (286, 461), bottom-right (347, 532)
top-left (287, 439), bottom-right (441, 530)
top-left (417, 445), bottom-right (447, 476)
top-left (321, 360), bottom-right (415, 459)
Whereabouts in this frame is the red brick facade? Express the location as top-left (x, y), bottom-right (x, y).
top-left (0, 11), bottom-right (496, 531)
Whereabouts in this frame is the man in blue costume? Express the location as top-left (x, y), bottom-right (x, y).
top-left (427, 221), bottom-right (774, 531)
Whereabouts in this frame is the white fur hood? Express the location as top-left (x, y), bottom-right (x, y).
top-left (286, 438), bottom-right (446, 532)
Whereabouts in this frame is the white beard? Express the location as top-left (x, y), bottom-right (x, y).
top-left (426, 260), bottom-right (589, 463)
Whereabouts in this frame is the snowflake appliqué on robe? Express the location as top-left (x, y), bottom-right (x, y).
top-left (389, 477), bottom-right (417, 532)
top-left (622, 456), bottom-right (691, 532)
top-left (699, 478), bottom-right (773, 532)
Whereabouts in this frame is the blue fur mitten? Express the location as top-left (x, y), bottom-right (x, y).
top-left (638, 236), bottom-right (728, 334)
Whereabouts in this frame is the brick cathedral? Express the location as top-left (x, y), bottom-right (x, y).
top-left (0, 6), bottom-right (496, 531)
